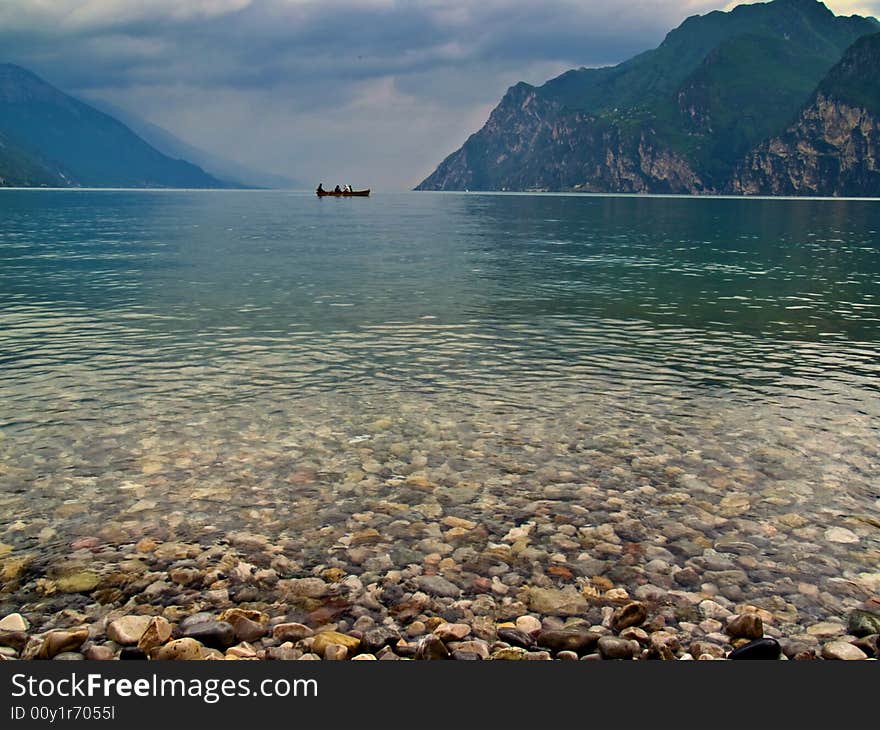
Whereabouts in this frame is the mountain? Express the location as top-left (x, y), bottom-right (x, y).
top-left (92, 101), bottom-right (303, 190)
top-left (0, 63), bottom-right (228, 188)
top-left (416, 0), bottom-right (880, 196)
top-left (732, 32), bottom-right (880, 195)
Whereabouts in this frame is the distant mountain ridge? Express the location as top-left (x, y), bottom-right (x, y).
top-left (417, 0), bottom-right (880, 196)
top-left (0, 63), bottom-right (228, 188)
top-left (91, 100), bottom-right (303, 190)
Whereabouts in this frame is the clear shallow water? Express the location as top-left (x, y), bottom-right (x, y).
top-left (1, 190), bottom-right (879, 624)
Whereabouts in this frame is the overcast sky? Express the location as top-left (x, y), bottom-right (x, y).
top-left (1, 0), bottom-right (878, 189)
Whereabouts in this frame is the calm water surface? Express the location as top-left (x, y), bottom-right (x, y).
top-left (1, 190), bottom-right (878, 623)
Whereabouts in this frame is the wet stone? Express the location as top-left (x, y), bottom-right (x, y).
top-left (119, 647), bottom-right (148, 660)
top-left (536, 628), bottom-right (600, 656)
top-left (847, 609), bottom-right (880, 638)
top-left (725, 613), bottom-right (763, 640)
top-left (416, 575), bottom-right (461, 598)
top-left (0, 631), bottom-right (28, 652)
top-left (38, 628), bottom-right (89, 659)
top-left (273, 623), bottom-right (313, 643)
top-left (0, 613), bottom-right (28, 632)
top-left (362, 627), bottom-right (400, 653)
top-left (728, 638), bottom-right (781, 661)
top-left (434, 622), bottom-right (470, 642)
top-left (312, 631), bottom-right (360, 656)
top-left (611, 602), bottom-right (648, 632)
top-left (153, 638), bottom-right (203, 661)
top-left (416, 634), bottom-right (449, 660)
top-left (497, 627), bottom-right (536, 650)
top-left (821, 641), bottom-right (867, 661)
top-left (138, 617), bottom-right (172, 653)
top-left (181, 621), bottom-right (236, 650)
top-left (598, 636), bottom-right (636, 660)
top-left (107, 616), bottom-right (152, 646)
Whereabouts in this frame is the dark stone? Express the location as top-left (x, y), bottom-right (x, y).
top-left (847, 609), bottom-right (880, 638)
top-left (452, 650), bottom-right (482, 660)
top-left (232, 618), bottom-right (267, 643)
top-left (395, 643), bottom-right (418, 659)
top-left (852, 634), bottom-right (878, 658)
top-left (673, 567), bottom-right (700, 586)
top-left (611, 601), bottom-right (648, 632)
top-left (597, 636), bottom-right (636, 660)
top-left (728, 638), bottom-right (781, 661)
top-left (415, 634), bottom-right (450, 660)
top-left (181, 621), bottom-right (236, 650)
top-left (178, 612), bottom-right (215, 633)
top-left (362, 627), bottom-right (401, 653)
top-left (264, 646), bottom-right (298, 661)
top-left (779, 639), bottom-right (813, 659)
top-left (416, 575), bottom-right (461, 598)
top-left (536, 628), bottom-right (600, 656)
top-left (497, 627), bottom-right (536, 650)
top-left (119, 647), bottom-right (147, 660)
top-left (0, 631), bottom-right (28, 652)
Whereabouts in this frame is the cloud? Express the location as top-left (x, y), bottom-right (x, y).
top-left (1, 1), bottom-right (877, 188)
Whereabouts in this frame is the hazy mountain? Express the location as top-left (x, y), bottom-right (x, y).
top-left (0, 63), bottom-right (228, 188)
top-left (417, 0), bottom-right (880, 196)
top-left (92, 101), bottom-right (303, 190)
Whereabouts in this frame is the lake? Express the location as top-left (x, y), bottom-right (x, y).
top-left (1, 190), bottom-right (878, 639)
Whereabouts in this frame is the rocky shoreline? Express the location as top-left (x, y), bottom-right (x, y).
top-left (1, 532), bottom-right (878, 661)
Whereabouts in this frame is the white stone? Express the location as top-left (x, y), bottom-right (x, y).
top-left (821, 641), bottom-right (867, 660)
top-left (0, 613), bottom-right (28, 632)
top-left (106, 616), bottom-right (152, 646)
top-left (825, 527), bottom-right (859, 544)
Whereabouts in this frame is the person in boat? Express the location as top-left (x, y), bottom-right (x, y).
top-left (316, 183), bottom-right (325, 194)
top-left (334, 185), bottom-right (342, 193)
top-left (344, 184), bottom-right (352, 193)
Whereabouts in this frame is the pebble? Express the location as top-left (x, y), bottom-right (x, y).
top-left (434, 623), bottom-right (471, 642)
top-left (515, 615), bottom-right (542, 636)
top-left (0, 614), bottom-right (28, 632)
top-left (323, 644), bottom-right (348, 661)
top-left (496, 627), bottom-right (536, 649)
top-left (415, 634), bottom-right (449, 660)
top-left (728, 638), bottom-right (781, 661)
top-left (536, 628), bottom-right (600, 656)
top-left (416, 575), bottom-right (461, 598)
top-left (312, 631), bottom-right (361, 656)
top-left (273, 623), bottom-right (314, 643)
top-left (806, 622), bottom-right (846, 639)
top-left (153, 638), bottom-right (204, 661)
top-left (847, 609), bottom-right (880, 638)
top-left (137, 617), bottom-right (172, 653)
top-left (182, 621), bottom-right (236, 650)
top-left (825, 527), bottom-right (859, 544)
top-left (598, 636), bottom-right (636, 660)
top-left (611, 602), bottom-right (648, 632)
top-left (725, 613), bottom-right (763, 640)
top-left (527, 587), bottom-right (589, 616)
top-left (37, 628), bottom-right (89, 659)
top-left (107, 616), bottom-right (152, 646)
top-left (821, 641), bottom-right (867, 661)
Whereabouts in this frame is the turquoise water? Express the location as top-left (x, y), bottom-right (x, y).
top-left (1, 190), bottom-right (878, 620)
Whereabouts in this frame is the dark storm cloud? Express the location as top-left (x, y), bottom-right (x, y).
top-left (1, 1), bottom-right (877, 187)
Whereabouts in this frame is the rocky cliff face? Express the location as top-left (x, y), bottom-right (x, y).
top-left (731, 31), bottom-right (880, 196)
top-left (730, 94), bottom-right (880, 195)
top-left (417, 1), bottom-right (880, 197)
top-left (419, 83), bottom-right (705, 193)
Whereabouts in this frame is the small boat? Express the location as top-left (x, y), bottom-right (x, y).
top-left (316, 188), bottom-right (370, 197)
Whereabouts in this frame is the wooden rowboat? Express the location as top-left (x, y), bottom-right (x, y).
top-left (316, 189), bottom-right (370, 197)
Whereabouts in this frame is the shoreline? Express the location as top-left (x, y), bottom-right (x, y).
top-left (2, 532), bottom-right (877, 661)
